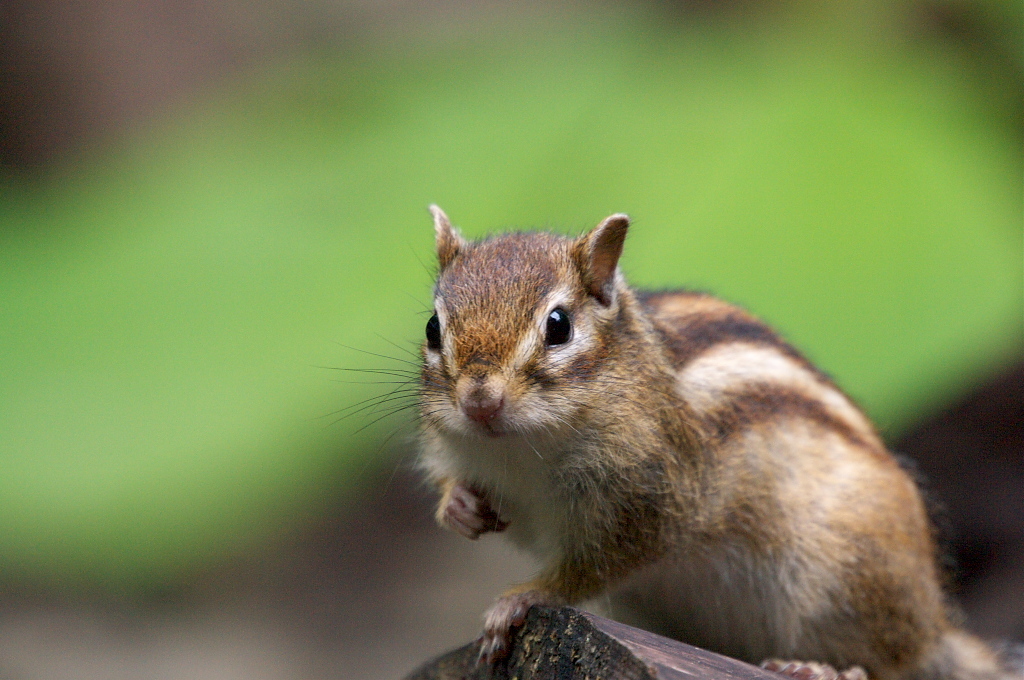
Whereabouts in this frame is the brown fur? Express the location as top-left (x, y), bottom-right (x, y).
top-left (416, 207), bottom-right (1018, 679)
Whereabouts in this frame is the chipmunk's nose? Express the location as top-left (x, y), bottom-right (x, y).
top-left (462, 393), bottom-right (504, 424)
top-left (455, 373), bottom-right (507, 429)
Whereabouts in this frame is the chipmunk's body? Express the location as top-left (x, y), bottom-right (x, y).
top-left (416, 208), bottom-right (1015, 680)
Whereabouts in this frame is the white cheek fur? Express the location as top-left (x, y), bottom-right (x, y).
top-left (515, 284), bottom-right (600, 371)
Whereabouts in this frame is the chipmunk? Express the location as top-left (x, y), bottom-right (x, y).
top-left (415, 206), bottom-right (1017, 680)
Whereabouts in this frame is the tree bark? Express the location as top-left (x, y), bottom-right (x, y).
top-left (406, 606), bottom-right (785, 680)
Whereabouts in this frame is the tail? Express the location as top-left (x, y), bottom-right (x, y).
top-left (917, 630), bottom-right (1023, 680)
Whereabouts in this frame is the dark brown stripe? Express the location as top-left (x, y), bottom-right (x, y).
top-left (638, 290), bottom-right (829, 381)
top-left (565, 345), bottom-right (607, 383)
top-left (662, 313), bottom-right (795, 365)
top-left (698, 384), bottom-right (879, 453)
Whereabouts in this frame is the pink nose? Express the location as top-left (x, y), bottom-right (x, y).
top-left (462, 395), bottom-right (504, 424)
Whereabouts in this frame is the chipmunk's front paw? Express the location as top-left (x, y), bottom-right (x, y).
top-left (441, 483), bottom-right (508, 540)
top-left (477, 591), bottom-right (549, 664)
top-left (762, 660), bottom-right (868, 680)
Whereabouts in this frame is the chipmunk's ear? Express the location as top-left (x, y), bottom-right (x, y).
top-left (430, 205), bottom-right (465, 271)
top-left (575, 213), bottom-right (629, 306)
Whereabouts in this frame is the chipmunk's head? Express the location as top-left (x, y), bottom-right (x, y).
top-left (419, 206), bottom-right (631, 439)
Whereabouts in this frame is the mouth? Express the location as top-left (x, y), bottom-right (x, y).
top-left (460, 403), bottom-right (508, 437)
top-left (473, 419), bottom-right (506, 438)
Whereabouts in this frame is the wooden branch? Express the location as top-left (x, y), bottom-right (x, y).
top-left (405, 605), bottom-right (785, 680)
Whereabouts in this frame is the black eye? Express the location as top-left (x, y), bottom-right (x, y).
top-left (426, 313), bottom-right (441, 351)
top-left (545, 308), bottom-right (572, 346)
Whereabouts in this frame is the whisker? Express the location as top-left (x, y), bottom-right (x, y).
top-left (322, 392), bottom-right (420, 422)
top-left (376, 334), bottom-right (423, 362)
top-left (332, 343), bottom-right (421, 368)
top-left (409, 240), bottom-right (435, 277)
top-left (324, 402), bottom-right (417, 430)
top-left (321, 367), bottom-right (420, 379)
top-left (498, 446), bottom-right (507, 520)
top-left (380, 455), bottom-right (406, 497)
top-left (320, 383), bottom-right (421, 412)
top-left (552, 380), bottom-right (652, 412)
top-left (378, 420), bottom-right (415, 451)
top-left (526, 439), bottom-right (544, 461)
top-left (546, 412), bottom-right (583, 437)
top-left (349, 404), bottom-right (419, 434)
top-left (328, 379), bottom-right (418, 386)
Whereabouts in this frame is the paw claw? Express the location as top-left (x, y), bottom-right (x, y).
top-left (477, 590), bottom-right (550, 665)
top-left (475, 633), bottom-right (507, 665)
top-left (441, 484), bottom-right (508, 540)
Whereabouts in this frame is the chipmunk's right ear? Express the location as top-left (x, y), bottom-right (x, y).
top-left (430, 205), bottom-right (465, 271)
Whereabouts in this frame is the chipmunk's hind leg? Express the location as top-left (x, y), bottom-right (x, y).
top-left (762, 659), bottom-right (869, 680)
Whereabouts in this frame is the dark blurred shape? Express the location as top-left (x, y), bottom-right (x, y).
top-left (0, 0), bottom-right (324, 174)
top-left (0, 1), bottom-right (79, 173)
top-left (916, 0), bottom-right (1024, 139)
top-left (896, 360), bottom-right (1024, 640)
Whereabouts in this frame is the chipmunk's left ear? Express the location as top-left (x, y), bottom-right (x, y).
top-left (430, 205), bottom-right (465, 271)
top-left (575, 213), bottom-right (629, 306)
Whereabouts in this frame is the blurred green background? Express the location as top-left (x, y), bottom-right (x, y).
top-left (0, 0), bottom-right (1020, 590)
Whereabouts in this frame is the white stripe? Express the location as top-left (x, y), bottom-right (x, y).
top-left (675, 343), bottom-right (875, 437)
